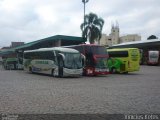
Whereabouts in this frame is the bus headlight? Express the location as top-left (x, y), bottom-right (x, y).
top-left (87, 69), bottom-right (93, 74)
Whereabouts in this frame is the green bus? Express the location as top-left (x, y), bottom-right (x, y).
top-left (3, 57), bottom-right (18, 70)
top-left (107, 48), bottom-right (140, 73)
top-left (23, 47), bottom-right (84, 77)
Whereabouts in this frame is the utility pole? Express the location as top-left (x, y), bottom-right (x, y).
top-left (82, 0), bottom-right (89, 32)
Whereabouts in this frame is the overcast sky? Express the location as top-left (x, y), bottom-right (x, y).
top-left (0, 0), bottom-right (160, 47)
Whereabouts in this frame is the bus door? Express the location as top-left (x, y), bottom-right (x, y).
top-left (139, 49), bottom-right (143, 65)
top-left (109, 50), bottom-right (128, 73)
top-left (115, 50), bottom-right (128, 73)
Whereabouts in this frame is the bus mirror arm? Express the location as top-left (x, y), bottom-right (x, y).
top-left (81, 54), bottom-right (86, 67)
top-left (58, 53), bottom-right (65, 60)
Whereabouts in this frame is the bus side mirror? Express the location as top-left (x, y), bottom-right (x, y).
top-left (58, 53), bottom-right (65, 61)
top-left (81, 54), bottom-right (86, 67)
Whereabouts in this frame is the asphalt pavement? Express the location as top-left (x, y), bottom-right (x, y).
top-left (0, 65), bottom-right (160, 114)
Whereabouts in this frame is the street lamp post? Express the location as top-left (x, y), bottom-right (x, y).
top-left (82, 0), bottom-right (89, 32)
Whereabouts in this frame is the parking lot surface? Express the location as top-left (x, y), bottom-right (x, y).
top-left (0, 65), bottom-right (160, 114)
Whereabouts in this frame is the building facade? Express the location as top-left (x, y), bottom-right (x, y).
top-left (11, 42), bottom-right (24, 48)
top-left (100, 23), bottom-right (141, 46)
top-left (120, 34), bottom-right (141, 43)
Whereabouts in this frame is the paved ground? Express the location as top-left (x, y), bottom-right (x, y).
top-left (0, 65), bottom-right (160, 114)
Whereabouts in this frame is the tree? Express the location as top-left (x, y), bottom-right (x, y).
top-left (147, 35), bottom-right (158, 40)
top-left (80, 13), bottom-right (104, 44)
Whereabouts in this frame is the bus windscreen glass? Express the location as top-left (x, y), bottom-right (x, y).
top-left (95, 57), bottom-right (108, 69)
top-left (63, 53), bottom-right (82, 69)
top-left (90, 46), bottom-right (107, 55)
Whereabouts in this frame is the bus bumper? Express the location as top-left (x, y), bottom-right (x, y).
top-left (85, 67), bottom-right (110, 76)
top-left (63, 68), bottom-right (83, 77)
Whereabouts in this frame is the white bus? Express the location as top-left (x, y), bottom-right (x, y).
top-left (23, 47), bottom-right (84, 77)
top-left (147, 50), bottom-right (159, 65)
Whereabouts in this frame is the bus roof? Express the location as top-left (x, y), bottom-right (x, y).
top-left (111, 39), bottom-right (160, 46)
top-left (63, 44), bottom-right (105, 48)
top-left (107, 48), bottom-right (139, 51)
top-left (148, 50), bottom-right (159, 53)
top-left (24, 47), bottom-right (79, 53)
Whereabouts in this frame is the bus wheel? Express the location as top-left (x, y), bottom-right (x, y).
top-left (51, 69), bottom-right (56, 77)
top-left (111, 67), bottom-right (116, 74)
top-left (14, 63), bottom-right (16, 70)
top-left (123, 71), bottom-right (128, 74)
top-left (29, 67), bottom-right (33, 73)
top-left (58, 58), bottom-right (63, 78)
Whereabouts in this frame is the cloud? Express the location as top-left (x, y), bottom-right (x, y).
top-left (0, 0), bottom-right (84, 47)
top-left (92, 0), bottom-right (160, 40)
top-left (0, 0), bottom-right (160, 47)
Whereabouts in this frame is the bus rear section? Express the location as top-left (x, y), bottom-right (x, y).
top-left (107, 48), bottom-right (140, 73)
top-left (3, 57), bottom-right (18, 70)
top-left (64, 44), bottom-right (110, 76)
top-left (147, 50), bottom-right (160, 65)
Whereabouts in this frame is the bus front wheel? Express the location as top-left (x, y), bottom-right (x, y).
top-left (123, 71), bottom-right (128, 74)
top-left (51, 69), bottom-right (56, 77)
top-left (29, 67), bottom-right (33, 73)
top-left (111, 67), bottom-right (116, 74)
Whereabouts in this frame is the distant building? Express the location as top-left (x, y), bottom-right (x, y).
top-left (120, 34), bottom-right (141, 43)
top-left (99, 22), bottom-right (141, 46)
top-left (110, 23), bottom-right (120, 45)
top-left (1, 47), bottom-right (11, 50)
top-left (0, 42), bottom-right (25, 50)
top-left (99, 34), bottom-right (108, 45)
top-left (11, 42), bottom-right (24, 48)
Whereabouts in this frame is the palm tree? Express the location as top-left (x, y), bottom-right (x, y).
top-left (80, 13), bottom-right (104, 44)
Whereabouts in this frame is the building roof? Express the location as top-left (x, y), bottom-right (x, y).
top-left (0, 35), bottom-right (86, 56)
top-left (15, 35), bottom-right (86, 50)
top-left (109, 39), bottom-right (160, 49)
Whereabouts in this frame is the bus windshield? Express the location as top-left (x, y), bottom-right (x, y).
top-left (108, 51), bottom-right (128, 57)
top-left (64, 45), bottom-right (110, 75)
top-left (150, 53), bottom-right (159, 58)
top-left (63, 53), bottom-right (82, 69)
top-left (95, 57), bottom-right (108, 69)
top-left (90, 46), bottom-right (107, 55)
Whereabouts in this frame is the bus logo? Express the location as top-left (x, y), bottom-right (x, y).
top-left (35, 61), bottom-right (49, 64)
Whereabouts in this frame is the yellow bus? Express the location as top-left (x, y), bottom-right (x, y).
top-left (107, 48), bottom-right (140, 73)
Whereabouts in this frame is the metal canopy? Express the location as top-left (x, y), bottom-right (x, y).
top-left (109, 39), bottom-right (160, 49)
top-left (0, 35), bottom-right (86, 56)
top-left (15, 35), bottom-right (86, 50)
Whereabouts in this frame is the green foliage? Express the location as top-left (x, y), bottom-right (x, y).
top-left (80, 13), bottom-right (105, 44)
top-left (147, 35), bottom-right (158, 40)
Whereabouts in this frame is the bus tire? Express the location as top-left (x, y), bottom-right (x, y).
top-left (111, 67), bottom-right (116, 74)
top-left (14, 63), bottom-right (16, 70)
top-left (51, 69), bottom-right (55, 77)
top-left (29, 67), bottom-right (33, 73)
top-left (123, 71), bottom-right (128, 74)
top-left (58, 57), bottom-right (63, 78)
